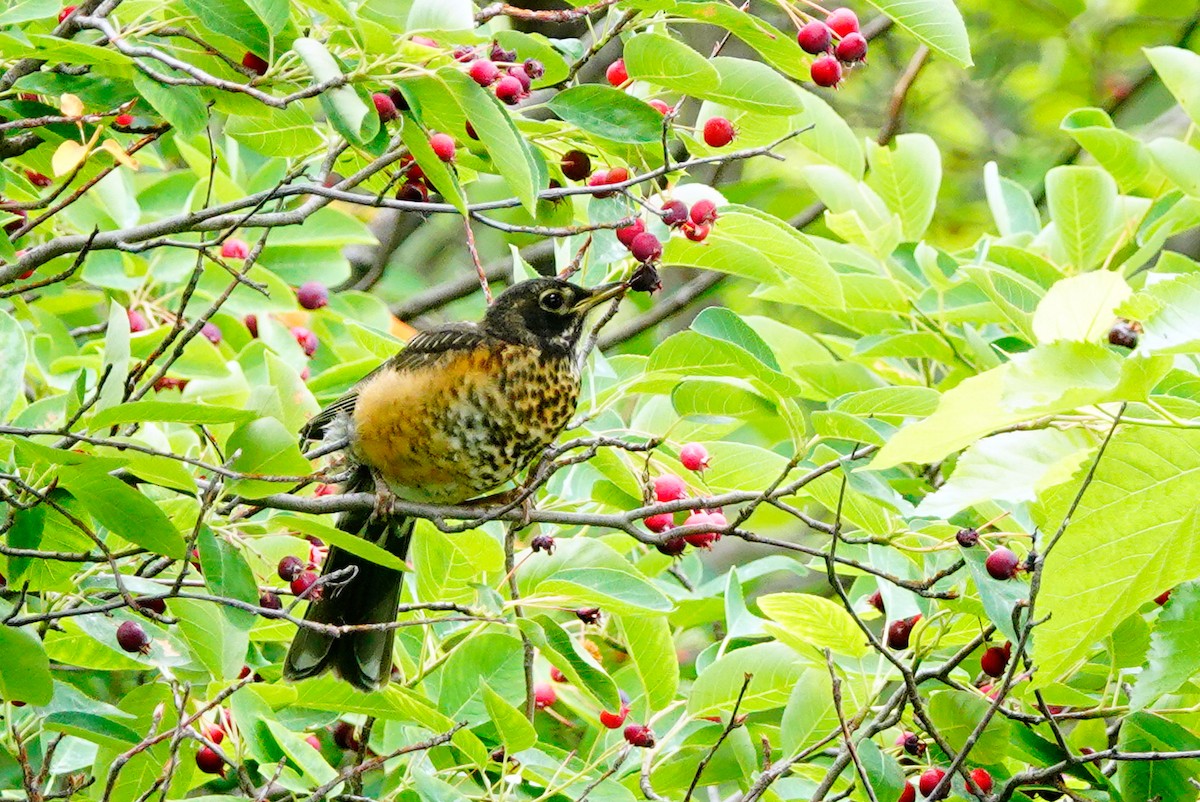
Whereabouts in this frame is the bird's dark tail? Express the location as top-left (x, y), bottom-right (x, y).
top-left (283, 467), bottom-right (412, 691)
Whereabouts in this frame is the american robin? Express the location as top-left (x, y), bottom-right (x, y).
top-left (283, 277), bottom-right (625, 690)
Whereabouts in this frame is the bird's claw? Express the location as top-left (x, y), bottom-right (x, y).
top-left (372, 474), bottom-right (396, 520)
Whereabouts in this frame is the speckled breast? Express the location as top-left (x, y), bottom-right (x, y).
top-left (350, 342), bottom-right (581, 504)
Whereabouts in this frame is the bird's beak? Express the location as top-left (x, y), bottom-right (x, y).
top-left (573, 282), bottom-right (626, 313)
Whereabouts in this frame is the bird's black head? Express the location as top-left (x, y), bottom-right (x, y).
top-left (481, 277), bottom-right (624, 357)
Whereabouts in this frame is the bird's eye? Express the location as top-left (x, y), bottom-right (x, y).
top-left (540, 290), bottom-right (566, 312)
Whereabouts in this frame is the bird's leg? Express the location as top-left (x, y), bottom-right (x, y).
top-left (470, 485), bottom-right (536, 528)
top-left (371, 470), bottom-right (396, 521)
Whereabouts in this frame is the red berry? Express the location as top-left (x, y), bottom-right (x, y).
top-left (629, 232), bottom-right (663, 264)
top-left (372, 93), bottom-right (398, 122)
top-left (549, 666), bottom-right (567, 683)
top-left (656, 535), bottom-right (687, 556)
top-left (57, 5), bottom-right (76, 23)
top-left (970, 768), bottom-right (993, 794)
top-left (396, 181), bottom-right (429, 203)
top-left (811, 54), bottom-right (843, 87)
top-left (292, 326), bottom-right (318, 357)
top-left (616, 218), bottom-right (645, 248)
top-left (648, 99), bottom-right (671, 115)
top-left (127, 309), bottom-right (148, 333)
top-left (887, 615), bottom-right (920, 650)
top-left (114, 113), bottom-right (134, 127)
top-left (898, 781), bottom-right (916, 802)
top-left (689, 200), bottom-right (718, 225)
top-left (429, 132), bottom-right (456, 163)
top-left (195, 746), bottom-right (224, 775)
top-left (508, 65), bottom-right (532, 92)
top-left (201, 322), bottom-right (222, 345)
top-left (290, 570), bottom-right (320, 598)
top-left (918, 768), bottom-right (946, 799)
top-left (661, 199), bottom-right (689, 228)
top-left (530, 534), bottom-right (555, 554)
top-left (682, 512), bottom-right (724, 549)
top-left (468, 59), bottom-right (499, 86)
top-left (866, 590), bottom-right (884, 613)
top-left (411, 35), bottom-right (438, 47)
top-left (244, 314), bottom-right (258, 338)
top-left (682, 222), bottom-right (710, 242)
top-left (297, 281), bottom-right (328, 310)
top-left (702, 117), bottom-right (735, 148)
top-left (606, 166), bottom-right (630, 184)
top-left (600, 706), bottom-right (629, 729)
top-left (898, 731), bottom-right (925, 756)
top-left (332, 721), bottom-right (361, 751)
top-left (797, 21), bottom-right (833, 54)
top-left (985, 547), bottom-right (1019, 580)
top-left (835, 32), bottom-right (868, 63)
top-left (606, 59), bottom-right (628, 87)
top-left (534, 683), bottom-right (557, 709)
top-left (980, 645), bottom-right (1009, 678)
top-left (644, 512), bottom-right (673, 533)
top-left (1109, 320), bottom-right (1139, 348)
top-left (955, 527), bottom-right (979, 547)
top-left (1155, 589), bottom-right (1172, 605)
top-left (523, 58), bottom-right (544, 79)
top-left (305, 734), bottom-right (321, 750)
top-left (561, 150), bottom-right (592, 181)
top-left (220, 238), bottom-right (249, 259)
top-left (25, 169), bottom-right (51, 188)
top-left (623, 723), bottom-right (655, 747)
top-left (277, 555), bottom-right (304, 581)
top-left (116, 620), bottom-right (150, 653)
top-left (242, 52), bottom-right (269, 75)
top-left (576, 607), bottom-right (602, 625)
top-left (494, 75), bottom-right (524, 104)
top-left (825, 7), bottom-right (860, 36)
top-left (489, 41), bottom-right (516, 63)
top-left (680, 443), bottom-right (710, 471)
top-left (202, 722), bottom-right (225, 744)
top-left (259, 590), bottom-right (282, 611)
top-left (654, 474), bottom-right (687, 502)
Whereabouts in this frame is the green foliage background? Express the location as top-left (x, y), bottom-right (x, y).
top-left (2, 0), bottom-right (1200, 800)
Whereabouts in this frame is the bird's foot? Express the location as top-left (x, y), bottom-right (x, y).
top-left (471, 488), bottom-right (536, 528)
top-left (372, 474), bottom-right (396, 520)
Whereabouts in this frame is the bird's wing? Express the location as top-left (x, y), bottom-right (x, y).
top-left (300, 323), bottom-right (487, 442)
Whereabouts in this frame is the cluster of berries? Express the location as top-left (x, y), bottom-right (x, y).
top-left (538, 671), bottom-right (654, 746)
top-left (392, 132), bottom-right (456, 204)
top-left (796, 7), bottom-right (868, 88)
top-left (643, 444), bottom-right (727, 554)
top-left (276, 543), bottom-right (327, 602)
top-left (616, 198), bottom-right (720, 276)
top-left (460, 41), bottom-right (545, 105)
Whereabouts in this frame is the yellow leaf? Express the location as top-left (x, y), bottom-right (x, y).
top-left (52, 140), bottom-right (88, 176)
top-left (60, 93), bottom-right (84, 117)
top-left (101, 139), bottom-right (139, 170)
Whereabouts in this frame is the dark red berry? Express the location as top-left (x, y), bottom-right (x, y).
top-left (57, 5), bottom-right (77, 23)
top-left (332, 721), bottom-right (361, 751)
top-left (297, 282), bottom-right (328, 310)
top-left (534, 683), bottom-right (556, 708)
top-left (290, 570), bottom-right (320, 599)
top-left (956, 527), bottom-right (979, 547)
top-left (561, 149), bottom-right (591, 181)
top-left (523, 59), bottom-right (544, 79)
top-left (244, 314), bottom-right (258, 338)
top-left (835, 32), bottom-right (868, 63)
top-left (242, 52), bottom-right (269, 75)
top-left (1109, 319), bottom-right (1139, 348)
top-left (866, 590), bottom-right (884, 613)
top-left (825, 7), bottom-right (860, 36)
top-left (4, 208), bottom-right (27, 238)
top-left (623, 723), bottom-right (655, 747)
top-left (468, 59), bottom-right (499, 86)
top-left (137, 596), bottom-right (166, 615)
top-left (202, 722), bottom-right (225, 744)
top-left (599, 707), bottom-right (628, 729)
top-left (396, 181), bottom-right (430, 203)
top-left (576, 607), bottom-right (602, 625)
top-left (702, 117), bottom-right (735, 147)
top-left (277, 555), bottom-right (304, 581)
top-left (985, 546), bottom-right (1019, 580)
top-left (616, 218), bottom-right (645, 248)
top-left (220, 238), bottom-right (249, 259)
top-left (970, 767), bottom-right (993, 794)
top-left (116, 620), bottom-right (150, 653)
top-left (549, 666), bottom-right (567, 682)
top-left (656, 535), bottom-right (687, 557)
top-left (811, 54), bottom-right (843, 87)
top-left (429, 132), bottom-right (456, 162)
top-left (606, 59), bottom-right (628, 87)
top-left (797, 21), bottom-right (833, 54)
top-left (385, 87), bottom-right (410, 112)
top-left (372, 93), bottom-right (398, 122)
top-left (887, 615), bottom-right (920, 650)
top-left (494, 75), bottom-right (524, 104)
top-left (201, 322), bottom-right (222, 345)
top-left (689, 199), bottom-right (718, 225)
top-left (629, 232), bottom-right (663, 264)
top-left (918, 767), bottom-right (947, 799)
top-left (661, 199), bottom-right (689, 228)
top-left (629, 263), bottom-right (662, 293)
top-left (530, 534), bottom-right (555, 554)
top-left (980, 645), bottom-right (1009, 678)
top-left (259, 591), bottom-right (282, 611)
top-left (1155, 589), bottom-right (1172, 605)
top-left (25, 170), bottom-right (51, 188)
top-left (680, 443), bottom-right (710, 470)
top-left (899, 731), bottom-right (925, 756)
top-left (508, 65), bottom-right (532, 92)
top-left (451, 45), bottom-right (475, 62)
top-left (292, 326), bottom-right (318, 357)
top-left (489, 42), bottom-right (516, 63)
top-left (195, 746), bottom-right (224, 775)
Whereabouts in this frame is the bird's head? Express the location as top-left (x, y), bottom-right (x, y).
top-left (481, 277), bottom-right (625, 356)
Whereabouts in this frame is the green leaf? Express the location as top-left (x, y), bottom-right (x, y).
top-left (672, 378), bottom-right (775, 421)
top-left (1148, 138), bottom-right (1200, 197)
top-left (1117, 712), bottom-right (1200, 802)
top-left (1061, 108), bottom-right (1158, 192)
top-left (928, 691), bottom-right (1012, 760)
top-left (758, 592), bottom-right (870, 659)
top-left (1145, 46), bottom-right (1200, 127)
top-left (481, 683), bottom-right (536, 753)
top-left (89, 401), bottom-right (256, 429)
top-left (133, 72), bottom-right (207, 137)
top-left (1045, 166), bottom-right (1117, 271)
top-left (434, 632), bottom-right (525, 723)
top-left (547, 85), bottom-right (664, 144)
top-left (412, 526), bottom-right (502, 605)
top-left (984, 161), bottom-right (1040, 237)
top-left (264, 720), bottom-right (337, 784)
top-left (1032, 428), bottom-right (1200, 685)
top-left (532, 567), bottom-right (672, 615)
top-left (614, 614), bottom-right (678, 711)
top-left (276, 515), bottom-right (409, 572)
top-left (624, 32), bottom-right (720, 94)
top-left (0, 625), bottom-right (53, 705)
top-left (197, 526), bottom-right (258, 630)
top-left (0, 0), bottom-right (59, 25)
top-left (57, 465), bottom-right (186, 558)
top-left (780, 668), bottom-right (838, 754)
top-left (224, 417), bottom-right (312, 499)
top-left (182, 0), bottom-right (272, 60)
top-left (519, 616), bottom-right (619, 710)
top-left (246, 0), bottom-right (289, 34)
top-left (1032, 271), bottom-right (1131, 344)
top-left (293, 37), bottom-right (378, 145)
top-left (1130, 582), bottom-right (1200, 709)
top-left (1134, 273), bottom-right (1200, 354)
top-left (687, 643), bottom-right (805, 716)
top-left (960, 543), bottom-right (1029, 645)
top-left (861, 0), bottom-right (973, 67)
top-left (399, 114), bottom-right (466, 213)
top-left (691, 307), bottom-right (780, 370)
top-left (693, 57), bottom-right (805, 115)
top-left (96, 301), bottom-right (130, 413)
top-left (865, 134), bottom-right (941, 241)
top-left (226, 104), bottom-right (324, 156)
top-left (857, 737), bottom-right (906, 802)
top-left (407, 0), bottom-right (473, 31)
top-left (0, 311), bottom-right (25, 421)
